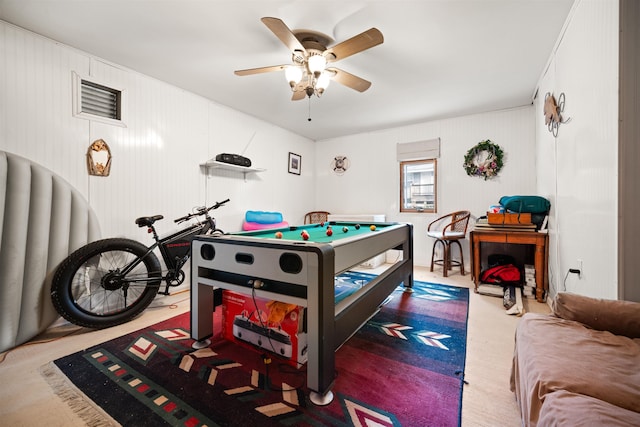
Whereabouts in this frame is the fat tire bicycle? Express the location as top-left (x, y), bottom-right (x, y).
top-left (51, 199), bottom-right (230, 329)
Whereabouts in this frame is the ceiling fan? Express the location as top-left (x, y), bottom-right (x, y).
top-left (234, 17), bottom-right (384, 100)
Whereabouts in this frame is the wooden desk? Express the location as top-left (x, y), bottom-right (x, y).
top-left (470, 229), bottom-right (549, 302)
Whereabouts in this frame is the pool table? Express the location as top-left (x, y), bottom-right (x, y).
top-left (190, 221), bottom-right (414, 405)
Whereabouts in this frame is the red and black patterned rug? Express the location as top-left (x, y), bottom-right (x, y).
top-left (46, 273), bottom-right (469, 426)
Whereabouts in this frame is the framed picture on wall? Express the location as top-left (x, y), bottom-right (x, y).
top-left (288, 152), bottom-right (301, 175)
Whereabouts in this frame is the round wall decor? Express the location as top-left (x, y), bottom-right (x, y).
top-left (331, 156), bottom-right (350, 175)
top-left (463, 139), bottom-right (504, 180)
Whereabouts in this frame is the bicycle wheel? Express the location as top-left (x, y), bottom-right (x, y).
top-left (51, 238), bottom-right (162, 329)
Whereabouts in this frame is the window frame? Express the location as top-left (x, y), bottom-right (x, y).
top-left (399, 158), bottom-right (437, 213)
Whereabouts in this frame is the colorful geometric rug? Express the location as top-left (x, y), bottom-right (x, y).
top-left (45, 272), bottom-right (469, 426)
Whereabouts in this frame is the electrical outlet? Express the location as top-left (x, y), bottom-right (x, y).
top-left (577, 259), bottom-right (583, 278)
top-left (569, 259), bottom-right (583, 279)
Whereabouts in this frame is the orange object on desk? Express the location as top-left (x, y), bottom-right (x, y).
top-left (487, 212), bottom-right (532, 225)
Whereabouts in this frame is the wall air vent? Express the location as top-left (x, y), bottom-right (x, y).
top-left (72, 72), bottom-right (126, 127)
top-left (81, 80), bottom-right (121, 120)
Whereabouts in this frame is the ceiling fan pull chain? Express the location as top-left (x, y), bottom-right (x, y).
top-left (308, 97), bottom-right (312, 122)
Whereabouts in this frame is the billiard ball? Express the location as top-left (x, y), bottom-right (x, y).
top-left (326, 228), bottom-right (333, 236)
top-left (370, 225), bottom-right (377, 231)
top-left (342, 226), bottom-right (349, 233)
top-left (301, 231), bottom-right (310, 240)
top-left (355, 224), bottom-right (361, 229)
top-left (275, 231), bottom-right (283, 239)
top-left (320, 222), bottom-right (325, 227)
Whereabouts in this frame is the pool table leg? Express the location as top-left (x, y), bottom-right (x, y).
top-left (309, 390), bottom-right (334, 406)
top-left (305, 247), bottom-right (337, 405)
top-left (191, 281), bottom-right (214, 348)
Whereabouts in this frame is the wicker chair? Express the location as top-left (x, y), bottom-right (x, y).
top-left (304, 211), bottom-right (331, 224)
top-left (427, 210), bottom-right (471, 277)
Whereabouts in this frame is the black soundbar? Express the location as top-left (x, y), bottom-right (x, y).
top-left (215, 153), bottom-right (251, 167)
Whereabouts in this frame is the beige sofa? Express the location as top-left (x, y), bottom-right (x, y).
top-left (511, 292), bottom-right (640, 426)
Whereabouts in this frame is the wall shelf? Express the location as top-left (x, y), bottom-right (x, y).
top-left (200, 160), bottom-right (266, 175)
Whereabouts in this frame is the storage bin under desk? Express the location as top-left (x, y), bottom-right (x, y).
top-left (470, 229), bottom-right (549, 302)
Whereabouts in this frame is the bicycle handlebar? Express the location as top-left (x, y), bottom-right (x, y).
top-left (174, 199), bottom-right (230, 223)
top-left (212, 198), bottom-right (231, 210)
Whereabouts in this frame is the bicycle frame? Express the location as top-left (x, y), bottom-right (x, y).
top-left (50, 199), bottom-right (230, 329)
top-left (158, 222), bottom-right (212, 270)
top-left (111, 202), bottom-right (226, 295)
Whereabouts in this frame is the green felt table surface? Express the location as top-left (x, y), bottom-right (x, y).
top-left (237, 222), bottom-right (385, 243)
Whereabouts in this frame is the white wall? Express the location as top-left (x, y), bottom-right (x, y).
top-left (534, 0), bottom-right (619, 299)
top-left (3, 6), bottom-right (621, 300)
top-left (314, 106), bottom-right (537, 268)
top-left (0, 21), bottom-right (315, 242)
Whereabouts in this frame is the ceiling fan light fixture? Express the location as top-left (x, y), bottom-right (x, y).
top-left (285, 65), bottom-right (303, 87)
top-left (316, 71), bottom-right (331, 92)
top-left (235, 17), bottom-right (384, 103)
top-left (307, 54), bottom-right (327, 76)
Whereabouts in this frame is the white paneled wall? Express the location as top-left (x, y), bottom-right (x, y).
top-left (201, 113), bottom-right (315, 233)
top-left (535, 0), bottom-right (619, 299)
top-left (315, 106), bottom-right (537, 268)
top-left (0, 23), bottom-right (90, 190)
top-left (1, 5), bottom-right (623, 302)
top-left (0, 21), bottom-right (315, 243)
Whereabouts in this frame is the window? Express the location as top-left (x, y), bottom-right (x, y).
top-left (72, 72), bottom-right (126, 127)
top-left (400, 159), bottom-right (437, 213)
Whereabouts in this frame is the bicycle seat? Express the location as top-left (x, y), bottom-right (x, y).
top-left (135, 215), bottom-right (164, 227)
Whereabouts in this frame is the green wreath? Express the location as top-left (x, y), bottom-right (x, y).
top-left (463, 139), bottom-right (504, 180)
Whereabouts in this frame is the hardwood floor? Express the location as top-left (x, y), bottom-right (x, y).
top-left (0, 266), bottom-right (550, 426)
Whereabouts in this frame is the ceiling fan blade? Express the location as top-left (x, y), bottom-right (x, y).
top-left (291, 90), bottom-right (307, 101)
top-left (234, 65), bottom-right (287, 76)
top-left (261, 17), bottom-right (306, 54)
top-left (325, 28), bottom-right (383, 61)
top-left (328, 68), bottom-right (372, 92)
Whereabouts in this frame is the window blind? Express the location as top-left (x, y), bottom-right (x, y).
top-left (396, 138), bottom-right (440, 161)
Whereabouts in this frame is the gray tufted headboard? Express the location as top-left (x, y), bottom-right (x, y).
top-left (0, 150), bottom-right (101, 353)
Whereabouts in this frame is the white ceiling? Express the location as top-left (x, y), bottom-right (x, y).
top-left (0, 0), bottom-right (574, 141)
